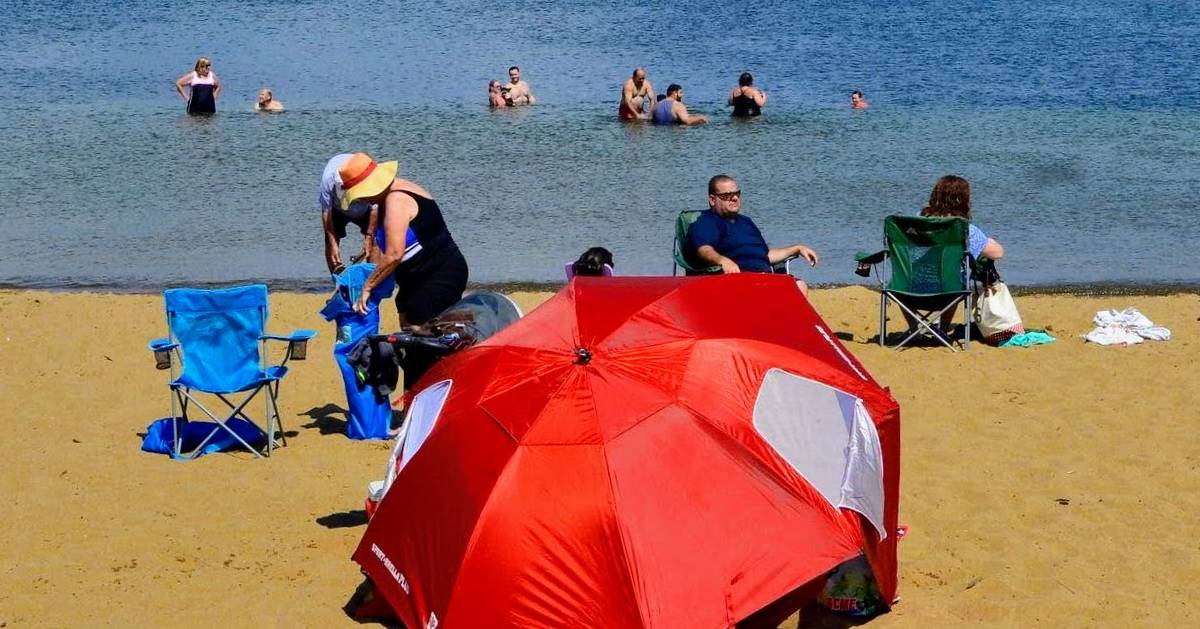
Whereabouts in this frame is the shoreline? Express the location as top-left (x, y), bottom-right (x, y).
top-left (3, 278), bottom-right (1199, 298)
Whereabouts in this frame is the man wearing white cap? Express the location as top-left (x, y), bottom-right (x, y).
top-left (319, 153), bottom-right (380, 275)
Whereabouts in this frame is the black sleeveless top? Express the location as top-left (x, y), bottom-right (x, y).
top-left (731, 93), bottom-right (761, 118)
top-left (390, 189), bottom-right (461, 276)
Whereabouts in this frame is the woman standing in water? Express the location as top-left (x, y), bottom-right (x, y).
top-left (728, 72), bottom-right (766, 118)
top-left (175, 57), bottom-right (221, 114)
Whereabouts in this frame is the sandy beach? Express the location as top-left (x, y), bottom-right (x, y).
top-left (0, 286), bottom-right (1196, 628)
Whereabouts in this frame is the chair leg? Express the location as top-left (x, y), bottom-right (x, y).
top-left (265, 383), bottom-right (274, 457)
top-left (180, 393), bottom-right (266, 459)
top-left (170, 387), bottom-right (181, 457)
top-left (212, 390), bottom-right (272, 458)
top-left (925, 297), bottom-right (967, 351)
top-left (964, 291), bottom-right (972, 351)
top-left (890, 296), bottom-right (957, 351)
top-left (878, 292), bottom-right (887, 347)
top-left (268, 381), bottom-right (286, 452)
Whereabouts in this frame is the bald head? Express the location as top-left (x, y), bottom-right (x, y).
top-left (708, 174), bottom-right (736, 195)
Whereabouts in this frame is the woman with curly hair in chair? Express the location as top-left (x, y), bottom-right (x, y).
top-left (918, 175), bottom-right (1005, 334)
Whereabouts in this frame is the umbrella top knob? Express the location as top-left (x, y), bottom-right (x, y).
top-left (574, 347), bottom-right (592, 365)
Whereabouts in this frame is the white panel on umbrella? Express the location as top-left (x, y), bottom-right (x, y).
top-left (752, 369), bottom-right (886, 540)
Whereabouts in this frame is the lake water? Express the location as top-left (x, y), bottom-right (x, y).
top-left (1, 0), bottom-right (1198, 290)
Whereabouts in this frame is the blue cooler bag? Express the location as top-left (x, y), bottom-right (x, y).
top-left (320, 264), bottom-right (395, 440)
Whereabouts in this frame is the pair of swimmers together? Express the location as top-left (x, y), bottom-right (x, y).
top-left (619, 69), bottom-right (765, 125)
top-left (174, 56), bottom-right (284, 113)
top-left (488, 66), bottom-right (535, 108)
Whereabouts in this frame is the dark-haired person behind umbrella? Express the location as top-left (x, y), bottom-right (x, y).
top-left (566, 247), bottom-right (615, 279)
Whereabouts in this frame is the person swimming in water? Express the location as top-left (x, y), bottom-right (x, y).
top-left (175, 57), bottom-right (221, 114)
top-left (729, 72), bottom-right (766, 118)
top-left (851, 90), bottom-right (869, 109)
top-left (254, 88), bottom-right (284, 112)
top-left (619, 67), bottom-right (656, 120)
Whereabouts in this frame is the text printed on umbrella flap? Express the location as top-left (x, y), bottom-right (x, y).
top-left (371, 543), bottom-right (411, 594)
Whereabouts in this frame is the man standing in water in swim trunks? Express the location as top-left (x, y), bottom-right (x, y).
top-left (503, 66), bottom-right (536, 105)
top-left (619, 67), bottom-right (656, 120)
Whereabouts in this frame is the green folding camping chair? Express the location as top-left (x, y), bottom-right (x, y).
top-left (673, 210), bottom-right (721, 276)
top-left (854, 215), bottom-right (973, 351)
top-left (671, 210), bottom-right (798, 276)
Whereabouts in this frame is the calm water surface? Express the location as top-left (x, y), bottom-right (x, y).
top-left (1, 1), bottom-right (1197, 288)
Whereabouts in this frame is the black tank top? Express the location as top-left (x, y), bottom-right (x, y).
top-left (392, 189), bottom-right (460, 275)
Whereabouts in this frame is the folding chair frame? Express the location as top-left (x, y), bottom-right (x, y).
top-left (152, 310), bottom-right (312, 459)
top-left (857, 224), bottom-right (976, 352)
top-left (879, 289), bottom-right (972, 351)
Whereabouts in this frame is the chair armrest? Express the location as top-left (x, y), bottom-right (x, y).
top-left (771, 253), bottom-right (799, 275)
top-left (148, 338), bottom-right (178, 370)
top-left (854, 250), bottom-right (887, 265)
top-left (263, 329), bottom-right (318, 361)
top-left (149, 338), bottom-right (178, 351)
top-left (262, 329), bottom-right (317, 342)
top-left (854, 250), bottom-right (888, 279)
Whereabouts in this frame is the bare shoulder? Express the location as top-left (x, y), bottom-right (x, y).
top-left (394, 178), bottom-right (434, 200)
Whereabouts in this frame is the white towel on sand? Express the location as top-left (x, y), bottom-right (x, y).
top-left (1084, 308), bottom-right (1171, 345)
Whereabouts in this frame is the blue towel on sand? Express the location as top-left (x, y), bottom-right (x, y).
top-left (141, 417), bottom-right (266, 459)
top-left (1000, 330), bottom-right (1056, 348)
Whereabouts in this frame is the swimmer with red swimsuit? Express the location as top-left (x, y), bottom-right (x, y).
top-left (619, 67), bottom-right (655, 120)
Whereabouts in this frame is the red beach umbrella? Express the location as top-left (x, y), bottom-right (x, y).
top-left (353, 274), bottom-right (900, 628)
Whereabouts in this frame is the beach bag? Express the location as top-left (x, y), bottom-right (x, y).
top-left (818, 555), bottom-right (883, 617)
top-left (974, 281), bottom-right (1024, 345)
top-left (320, 264), bottom-right (395, 440)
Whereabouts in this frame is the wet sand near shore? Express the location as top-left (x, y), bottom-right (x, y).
top-left (0, 287), bottom-right (1196, 627)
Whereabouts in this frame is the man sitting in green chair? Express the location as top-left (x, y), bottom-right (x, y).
top-left (687, 174), bottom-right (820, 295)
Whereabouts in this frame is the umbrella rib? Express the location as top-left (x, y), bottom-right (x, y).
top-left (598, 432), bottom-right (654, 629)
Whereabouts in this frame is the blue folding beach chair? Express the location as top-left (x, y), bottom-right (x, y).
top-left (148, 284), bottom-right (316, 458)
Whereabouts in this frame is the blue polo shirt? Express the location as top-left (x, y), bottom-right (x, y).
top-left (687, 210), bottom-right (772, 272)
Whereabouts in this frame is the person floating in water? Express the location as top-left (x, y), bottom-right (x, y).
top-left (254, 88), bottom-right (284, 112)
top-left (729, 72), bottom-right (766, 118)
top-left (175, 57), bottom-right (220, 114)
top-left (619, 67), bottom-right (656, 120)
top-left (851, 90), bottom-right (869, 109)
top-left (653, 84), bottom-right (708, 126)
top-left (503, 66), bottom-right (535, 105)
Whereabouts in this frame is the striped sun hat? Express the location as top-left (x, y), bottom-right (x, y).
top-left (338, 153), bottom-right (398, 210)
